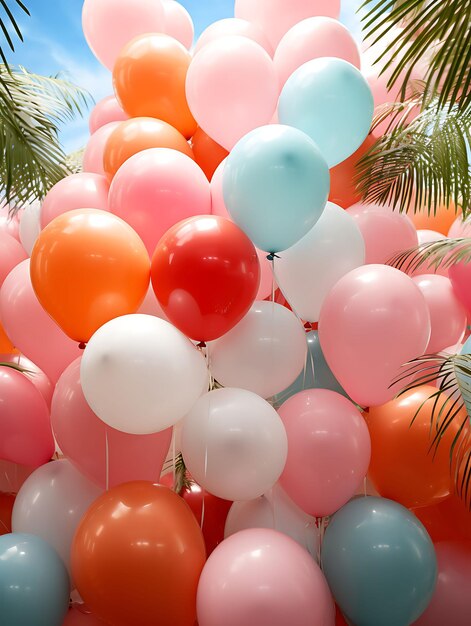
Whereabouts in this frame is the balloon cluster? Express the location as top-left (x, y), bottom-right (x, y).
top-left (0, 1), bottom-right (470, 625)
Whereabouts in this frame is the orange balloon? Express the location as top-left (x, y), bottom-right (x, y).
top-left (114, 34), bottom-right (197, 139)
top-left (366, 385), bottom-right (466, 508)
top-left (412, 494), bottom-right (471, 543)
top-left (0, 320), bottom-right (17, 355)
top-left (0, 492), bottom-right (15, 535)
top-left (30, 209), bottom-right (149, 344)
top-left (329, 135), bottom-right (376, 209)
top-left (408, 201), bottom-right (460, 235)
top-left (71, 481), bottom-right (206, 626)
top-left (103, 117), bottom-right (195, 180)
top-left (191, 127), bottom-right (229, 181)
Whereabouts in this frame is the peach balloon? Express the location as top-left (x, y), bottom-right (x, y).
top-left (409, 203), bottom-right (460, 235)
top-left (88, 96), bottom-right (129, 135)
top-left (83, 122), bottom-right (121, 177)
top-left (194, 17), bottom-right (273, 56)
top-left (163, 0), bottom-right (194, 50)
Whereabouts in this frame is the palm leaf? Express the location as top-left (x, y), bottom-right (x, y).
top-left (0, 0), bottom-right (29, 71)
top-left (0, 361), bottom-right (26, 372)
top-left (389, 237), bottom-right (471, 273)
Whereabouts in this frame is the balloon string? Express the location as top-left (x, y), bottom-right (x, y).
top-left (171, 427), bottom-right (176, 490)
top-left (200, 486), bottom-right (206, 532)
top-left (105, 427), bottom-right (109, 491)
top-left (318, 517), bottom-right (326, 570)
top-left (202, 343), bottom-right (212, 531)
top-left (267, 488), bottom-right (277, 531)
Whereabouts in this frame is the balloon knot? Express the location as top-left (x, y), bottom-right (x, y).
top-left (78, 342), bottom-right (86, 350)
top-left (266, 253), bottom-right (280, 261)
top-left (197, 341), bottom-right (206, 349)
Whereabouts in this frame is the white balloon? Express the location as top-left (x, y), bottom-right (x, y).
top-left (81, 314), bottom-right (209, 434)
top-left (275, 202), bottom-right (365, 322)
top-left (18, 200), bottom-right (41, 256)
top-left (181, 387), bottom-right (288, 501)
top-left (209, 301), bottom-right (307, 398)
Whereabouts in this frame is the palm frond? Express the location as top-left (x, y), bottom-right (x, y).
top-left (0, 361), bottom-right (25, 372)
top-left (0, 0), bottom-right (29, 70)
top-left (66, 147), bottom-right (85, 175)
top-left (389, 237), bottom-right (471, 273)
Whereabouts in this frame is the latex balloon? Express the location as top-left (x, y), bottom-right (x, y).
top-left (186, 36), bottom-right (278, 151)
top-left (18, 200), bottom-right (41, 256)
top-left (181, 388), bottom-right (288, 501)
top-left (279, 57), bottom-right (374, 167)
top-left (30, 209), bottom-right (150, 344)
top-left (0, 320), bottom-right (16, 354)
top-left (151, 215), bottom-right (260, 341)
top-left (52, 358), bottom-right (172, 488)
top-left (449, 215), bottom-right (471, 238)
top-left (83, 122), bottom-right (121, 176)
top-left (63, 604), bottom-right (107, 626)
top-left (0, 533), bottom-right (70, 626)
top-left (0, 352), bottom-right (53, 408)
top-left (449, 262), bottom-right (471, 316)
top-left (71, 481), bottom-right (206, 626)
top-left (318, 265), bottom-right (431, 407)
top-left (408, 203), bottom-right (459, 235)
top-left (0, 205), bottom-right (19, 240)
top-left (412, 495), bottom-right (471, 543)
top-left (103, 117), bottom-right (194, 181)
top-left (223, 125), bottom-right (329, 252)
top-left (329, 135), bottom-right (376, 209)
top-left (209, 301), bottom-right (307, 398)
top-left (0, 461), bottom-right (35, 494)
top-left (191, 127), bottom-right (229, 180)
top-left (81, 314), bottom-right (208, 434)
top-left (89, 95), bottom-right (129, 134)
top-left (163, 0), bottom-right (194, 49)
top-left (114, 34), bottom-right (196, 138)
top-left (0, 231), bottom-right (27, 287)
top-left (411, 230), bottom-right (449, 277)
top-left (0, 492), bottom-right (14, 535)
top-left (108, 147), bottom-right (211, 256)
top-left (322, 497), bottom-right (437, 626)
top-left (276, 202), bottom-right (365, 322)
top-left (197, 528), bottom-right (334, 626)
top-left (194, 17), bottom-right (273, 56)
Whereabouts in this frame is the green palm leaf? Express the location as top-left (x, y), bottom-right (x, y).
top-left (0, 0), bottom-right (29, 70)
top-left (389, 237), bottom-right (471, 273)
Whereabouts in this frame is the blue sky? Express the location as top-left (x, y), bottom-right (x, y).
top-left (7, 0), bottom-right (363, 152)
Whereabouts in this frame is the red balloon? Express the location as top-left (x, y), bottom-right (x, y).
top-left (151, 216), bottom-right (260, 341)
top-left (0, 492), bottom-right (15, 535)
top-left (412, 495), bottom-right (471, 543)
top-left (63, 604), bottom-right (106, 625)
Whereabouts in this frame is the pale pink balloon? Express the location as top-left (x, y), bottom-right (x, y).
top-left (82, 0), bottom-right (165, 70)
top-left (448, 216), bottom-right (471, 238)
top-left (449, 262), bottom-right (471, 316)
top-left (406, 230), bottom-right (449, 278)
top-left (0, 205), bottom-right (20, 240)
top-left (108, 147), bottom-right (211, 256)
top-left (274, 17), bottom-right (360, 87)
top-left (186, 36), bottom-right (279, 151)
top-left (278, 389), bottom-right (371, 517)
top-left (0, 353), bottom-right (53, 408)
top-left (40, 173), bottom-right (110, 228)
top-left (63, 604), bottom-right (107, 625)
top-left (88, 96), bottom-right (129, 135)
top-left (0, 260), bottom-right (81, 383)
top-left (346, 202), bottom-right (418, 265)
top-left (318, 265), bottom-right (431, 407)
top-left (51, 358), bottom-right (172, 489)
top-left (194, 18), bottom-right (273, 56)
top-left (82, 121), bottom-right (121, 177)
top-left (163, 0), bottom-right (194, 50)
top-left (0, 232), bottom-right (27, 287)
top-left (197, 528), bottom-right (334, 626)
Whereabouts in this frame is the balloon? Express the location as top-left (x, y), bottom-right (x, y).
top-left (209, 301), bottom-right (307, 398)
top-left (0, 352), bottom-right (53, 408)
top-left (30, 209), bottom-right (150, 344)
top-left (151, 215), bottom-right (260, 341)
top-left (0, 461), bottom-right (35, 494)
top-left (114, 34), bottom-right (196, 138)
top-left (0, 320), bottom-right (16, 354)
top-left (412, 495), bottom-right (471, 543)
top-left (18, 200), bottom-right (41, 256)
top-left (163, 0), bottom-right (194, 49)
top-left (322, 497), bottom-right (437, 626)
top-left (0, 533), bottom-right (70, 626)
top-left (88, 95), bottom-right (128, 135)
top-left (81, 314), bottom-right (208, 434)
top-left (52, 358), bottom-right (172, 488)
top-left (0, 205), bottom-right (20, 240)
top-left (408, 203), bottom-right (459, 235)
top-left (72, 481), bottom-right (206, 626)
top-left (83, 121), bottom-right (120, 176)
top-left (197, 528), bottom-right (334, 626)
top-left (234, 0), bottom-right (341, 49)
top-left (0, 260), bottom-right (81, 382)
top-left (40, 173), bottom-right (109, 229)
top-left (82, 0), bottom-right (165, 70)
top-left (0, 232), bottom-right (27, 287)
top-left (329, 135), bottom-right (376, 209)
top-left (275, 17), bottom-right (360, 87)
top-left (181, 388), bottom-right (287, 501)
top-left (346, 202), bottom-right (418, 265)
top-left (409, 230), bottom-right (450, 277)
top-left (103, 116), bottom-right (194, 181)
top-left (137, 284), bottom-right (168, 320)
top-left (276, 202), bottom-right (365, 322)
top-left (108, 148), bottom-right (211, 256)
top-left (449, 262), bottom-right (471, 316)
top-left (191, 127), bottom-right (229, 181)
top-left (63, 604), bottom-right (107, 626)
top-left (194, 17), bottom-right (273, 56)
top-left (449, 215), bottom-right (471, 238)
top-left (318, 265), bottom-right (431, 407)
top-left (279, 57), bottom-right (374, 167)
top-left (186, 36), bottom-right (278, 151)
top-left (0, 492), bottom-right (14, 535)
top-left (366, 386), bottom-right (466, 508)
top-left (0, 365), bottom-right (54, 467)
top-left (223, 125), bottom-right (329, 252)
top-left (12, 460), bottom-right (102, 573)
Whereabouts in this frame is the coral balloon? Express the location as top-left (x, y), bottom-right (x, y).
top-left (328, 135), bottom-right (376, 209)
top-left (71, 481), bottom-right (206, 626)
top-left (194, 17), bottom-right (272, 56)
top-left (0, 492), bottom-right (14, 535)
top-left (0, 352), bottom-right (53, 408)
top-left (449, 261), bottom-right (471, 316)
top-left (163, 0), bottom-right (194, 49)
top-left (409, 203), bottom-right (459, 235)
top-left (30, 209), bottom-right (149, 344)
top-left (114, 34), bottom-right (196, 138)
top-left (0, 232), bottom-right (27, 287)
top-left (88, 96), bottom-right (128, 135)
top-left (83, 122), bottom-right (120, 176)
top-left (191, 127), bottom-right (229, 180)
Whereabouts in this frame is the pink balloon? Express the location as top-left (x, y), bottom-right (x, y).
top-left (194, 18), bottom-right (273, 56)
top-left (0, 205), bottom-right (20, 241)
top-left (82, 122), bottom-right (121, 177)
top-left (0, 353), bottom-right (53, 408)
top-left (415, 542), bottom-right (471, 626)
top-left (51, 358), bottom-right (172, 489)
top-left (163, 0), bottom-right (194, 50)
top-left (0, 365), bottom-right (54, 467)
top-left (82, 0), bottom-right (165, 70)
top-left (197, 528), bottom-right (334, 626)
top-left (40, 173), bottom-right (110, 229)
top-left (0, 260), bottom-right (81, 383)
top-left (89, 96), bottom-right (129, 135)
top-left (405, 230), bottom-right (449, 278)
top-left (235, 0), bottom-right (340, 49)
top-left (0, 232), bottom-right (27, 287)
top-left (186, 36), bottom-right (279, 151)
top-left (346, 202), bottom-right (418, 265)
top-left (448, 216), bottom-right (471, 238)
top-left (318, 265), bottom-right (431, 407)
top-left (274, 17), bottom-right (360, 87)
top-left (449, 262), bottom-right (471, 316)
top-left (278, 389), bottom-right (371, 517)
top-left (63, 604), bottom-right (107, 625)
top-left (108, 147), bottom-right (211, 256)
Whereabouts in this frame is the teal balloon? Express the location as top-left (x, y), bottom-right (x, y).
top-left (322, 497), bottom-right (437, 626)
top-left (278, 57), bottom-right (374, 167)
top-left (0, 533), bottom-right (70, 626)
top-left (223, 124), bottom-right (329, 253)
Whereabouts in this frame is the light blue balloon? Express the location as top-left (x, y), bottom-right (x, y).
top-left (278, 57), bottom-right (374, 167)
top-left (0, 533), bottom-right (70, 626)
top-left (322, 497), bottom-right (437, 626)
top-left (223, 124), bottom-right (329, 253)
